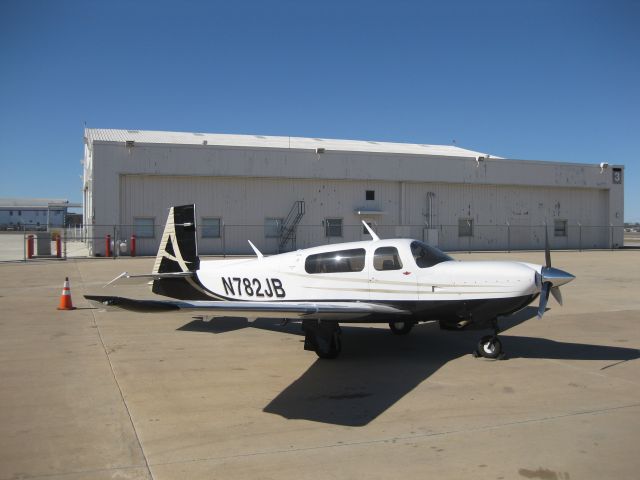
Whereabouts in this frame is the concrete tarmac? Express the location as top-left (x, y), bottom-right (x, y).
top-left (1, 251), bottom-right (639, 479)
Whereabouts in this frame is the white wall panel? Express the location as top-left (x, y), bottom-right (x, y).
top-left (85, 137), bottom-right (624, 255)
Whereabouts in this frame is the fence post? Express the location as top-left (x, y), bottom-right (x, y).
top-left (578, 223), bottom-right (582, 252)
top-left (222, 222), bottom-right (226, 258)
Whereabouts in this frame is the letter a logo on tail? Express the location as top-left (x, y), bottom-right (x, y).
top-left (153, 205), bottom-right (199, 274)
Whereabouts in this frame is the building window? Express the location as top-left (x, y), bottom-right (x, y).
top-left (134, 217), bottom-right (155, 238)
top-left (374, 247), bottom-right (403, 271)
top-left (9, 211), bottom-right (12, 216)
top-left (366, 190), bottom-right (375, 201)
top-left (202, 217), bottom-right (221, 238)
top-left (325, 218), bottom-right (343, 237)
top-left (265, 218), bottom-right (283, 238)
top-left (554, 219), bottom-right (568, 237)
top-left (458, 218), bottom-right (473, 237)
top-left (305, 248), bottom-right (366, 274)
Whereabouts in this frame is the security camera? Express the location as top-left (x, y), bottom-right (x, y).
top-left (315, 147), bottom-right (326, 154)
top-left (475, 155), bottom-right (485, 167)
top-left (600, 162), bottom-right (609, 173)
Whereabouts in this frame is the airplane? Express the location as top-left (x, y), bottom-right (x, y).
top-left (85, 204), bottom-right (575, 360)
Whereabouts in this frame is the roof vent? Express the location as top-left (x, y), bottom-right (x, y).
top-left (193, 133), bottom-right (204, 136)
top-left (255, 135), bottom-right (267, 139)
top-left (127, 130), bottom-right (139, 134)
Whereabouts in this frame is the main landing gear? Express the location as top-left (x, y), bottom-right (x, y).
top-left (302, 319), bottom-right (342, 359)
top-left (389, 321), bottom-right (414, 335)
top-left (473, 318), bottom-right (506, 360)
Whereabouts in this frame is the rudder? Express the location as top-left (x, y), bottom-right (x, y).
top-left (152, 205), bottom-right (205, 299)
top-left (152, 204), bottom-right (199, 274)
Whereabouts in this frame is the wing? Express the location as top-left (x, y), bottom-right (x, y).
top-left (84, 295), bottom-right (410, 321)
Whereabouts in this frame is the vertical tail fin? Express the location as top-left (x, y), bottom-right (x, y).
top-left (152, 205), bottom-right (199, 274)
top-left (151, 205), bottom-right (205, 299)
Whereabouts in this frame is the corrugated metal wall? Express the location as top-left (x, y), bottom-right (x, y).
top-left (118, 175), bottom-right (610, 255)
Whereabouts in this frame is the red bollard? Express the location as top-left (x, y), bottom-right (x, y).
top-left (130, 235), bottom-right (136, 257)
top-left (106, 234), bottom-right (111, 257)
top-left (27, 235), bottom-right (34, 259)
top-left (55, 235), bottom-right (62, 258)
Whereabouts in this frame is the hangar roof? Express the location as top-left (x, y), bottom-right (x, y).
top-left (85, 128), bottom-right (496, 158)
top-left (0, 198), bottom-right (73, 208)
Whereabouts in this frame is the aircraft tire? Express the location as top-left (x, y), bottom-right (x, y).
top-left (389, 321), bottom-right (413, 335)
top-left (315, 334), bottom-right (341, 359)
top-left (477, 335), bottom-right (502, 359)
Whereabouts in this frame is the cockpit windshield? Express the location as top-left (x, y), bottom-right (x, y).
top-left (410, 241), bottom-right (453, 268)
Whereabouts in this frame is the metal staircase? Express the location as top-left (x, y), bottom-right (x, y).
top-left (278, 201), bottom-right (305, 252)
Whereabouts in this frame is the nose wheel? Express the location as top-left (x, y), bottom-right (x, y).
top-left (474, 335), bottom-right (503, 359)
top-left (473, 319), bottom-right (506, 360)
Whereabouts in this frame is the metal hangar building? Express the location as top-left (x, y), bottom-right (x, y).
top-left (82, 128), bottom-right (624, 257)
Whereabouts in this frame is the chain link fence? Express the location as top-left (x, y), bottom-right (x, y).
top-left (0, 223), bottom-right (630, 262)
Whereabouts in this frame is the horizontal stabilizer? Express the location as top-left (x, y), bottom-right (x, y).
top-left (105, 271), bottom-right (193, 287)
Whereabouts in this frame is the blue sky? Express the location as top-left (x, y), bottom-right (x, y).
top-left (1, 0), bottom-right (638, 221)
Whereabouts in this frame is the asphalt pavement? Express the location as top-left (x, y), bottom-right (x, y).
top-left (1, 250), bottom-right (639, 479)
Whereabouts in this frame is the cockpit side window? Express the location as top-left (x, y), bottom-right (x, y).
top-left (305, 248), bottom-right (366, 274)
top-left (374, 246), bottom-right (403, 271)
top-left (411, 241), bottom-right (452, 268)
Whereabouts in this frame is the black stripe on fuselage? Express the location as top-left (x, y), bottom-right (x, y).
top-left (152, 275), bottom-right (537, 325)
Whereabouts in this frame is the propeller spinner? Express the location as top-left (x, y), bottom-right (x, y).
top-left (537, 227), bottom-right (575, 318)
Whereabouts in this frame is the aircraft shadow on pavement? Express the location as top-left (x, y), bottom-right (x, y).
top-left (177, 307), bottom-right (639, 427)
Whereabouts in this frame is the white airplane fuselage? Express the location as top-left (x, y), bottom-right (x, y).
top-left (193, 238), bottom-right (546, 324)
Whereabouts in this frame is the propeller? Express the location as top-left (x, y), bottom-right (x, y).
top-left (537, 225), bottom-right (574, 318)
top-left (537, 282), bottom-right (551, 319)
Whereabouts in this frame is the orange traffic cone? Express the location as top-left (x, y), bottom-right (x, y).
top-left (57, 277), bottom-right (76, 310)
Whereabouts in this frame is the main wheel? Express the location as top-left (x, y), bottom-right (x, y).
top-left (477, 335), bottom-right (502, 359)
top-left (315, 334), bottom-right (342, 359)
top-left (389, 321), bottom-right (414, 335)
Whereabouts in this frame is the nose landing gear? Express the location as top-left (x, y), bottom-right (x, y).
top-left (473, 318), bottom-right (506, 360)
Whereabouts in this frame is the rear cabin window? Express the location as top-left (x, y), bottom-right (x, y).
top-left (374, 246), bottom-right (403, 271)
top-left (305, 248), bottom-right (366, 274)
top-left (411, 241), bottom-right (453, 268)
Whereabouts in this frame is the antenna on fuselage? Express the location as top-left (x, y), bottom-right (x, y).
top-left (247, 240), bottom-right (264, 259)
top-left (361, 221), bottom-right (380, 241)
